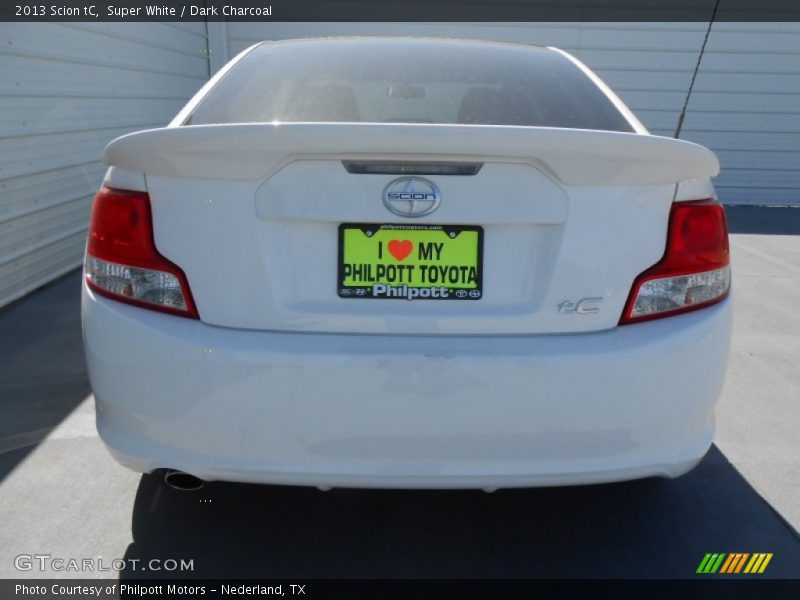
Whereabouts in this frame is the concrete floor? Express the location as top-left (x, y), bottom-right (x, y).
top-left (0, 208), bottom-right (798, 579)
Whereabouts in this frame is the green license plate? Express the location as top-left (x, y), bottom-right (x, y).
top-left (338, 223), bottom-right (483, 300)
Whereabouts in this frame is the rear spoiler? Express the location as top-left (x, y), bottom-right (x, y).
top-left (105, 123), bottom-right (719, 186)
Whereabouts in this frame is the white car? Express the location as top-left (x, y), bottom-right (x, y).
top-left (82, 38), bottom-right (731, 489)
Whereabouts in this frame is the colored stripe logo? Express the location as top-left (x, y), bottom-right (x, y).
top-left (697, 553), bottom-right (773, 574)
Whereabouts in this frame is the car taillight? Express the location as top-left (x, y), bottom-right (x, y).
top-left (85, 187), bottom-right (198, 318)
top-left (621, 199), bottom-right (730, 325)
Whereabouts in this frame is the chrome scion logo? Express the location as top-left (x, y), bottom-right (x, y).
top-left (382, 177), bottom-right (441, 218)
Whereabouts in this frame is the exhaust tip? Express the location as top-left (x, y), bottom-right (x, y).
top-left (163, 470), bottom-right (204, 491)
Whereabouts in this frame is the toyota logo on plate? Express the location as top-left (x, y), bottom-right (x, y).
top-left (382, 177), bottom-right (441, 218)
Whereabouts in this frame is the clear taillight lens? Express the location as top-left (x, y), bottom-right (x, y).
top-left (627, 266), bottom-right (730, 319)
top-left (621, 199), bottom-right (730, 324)
top-left (85, 187), bottom-right (198, 318)
top-left (86, 257), bottom-right (192, 312)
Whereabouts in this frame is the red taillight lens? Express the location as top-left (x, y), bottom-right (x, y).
top-left (85, 187), bottom-right (198, 318)
top-left (621, 199), bottom-right (730, 324)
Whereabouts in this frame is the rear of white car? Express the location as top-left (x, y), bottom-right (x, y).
top-left (82, 38), bottom-right (731, 488)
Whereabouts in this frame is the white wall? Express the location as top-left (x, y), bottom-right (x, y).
top-left (216, 21), bottom-right (800, 207)
top-left (1, 20), bottom-right (797, 308)
top-left (681, 22), bottom-right (800, 206)
top-left (0, 22), bottom-right (208, 308)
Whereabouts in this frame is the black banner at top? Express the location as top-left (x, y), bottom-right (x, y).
top-left (3, 0), bottom-right (800, 22)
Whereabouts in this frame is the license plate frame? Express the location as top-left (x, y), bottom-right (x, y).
top-left (337, 223), bottom-right (484, 300)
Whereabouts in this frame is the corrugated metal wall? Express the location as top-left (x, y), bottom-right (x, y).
top-left (1, 20), bottom-right (797, 308)
top-left (218, 21), bottom-right (800, 207)
top-left (682, 22), bottom-right (800, 206)
top-left (0, 22), bottom-right (208, 308)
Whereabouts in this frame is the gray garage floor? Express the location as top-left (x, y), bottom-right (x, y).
top-left (0, 207), bottom-right (798, 579)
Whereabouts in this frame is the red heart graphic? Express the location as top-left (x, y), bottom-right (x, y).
top-left (388, 240), bottom-right (413, 261)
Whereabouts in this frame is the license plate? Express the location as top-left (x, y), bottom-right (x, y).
top-left (338, 223), bottom-right (483, 300)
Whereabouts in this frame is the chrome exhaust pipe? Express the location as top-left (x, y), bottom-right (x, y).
top-left (163, 470), bottom-right (204, 491)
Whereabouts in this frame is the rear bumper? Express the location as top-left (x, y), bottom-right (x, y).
top-left (83, 282), bottom-right (732, 489)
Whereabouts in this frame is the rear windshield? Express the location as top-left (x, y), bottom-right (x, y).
top-left (185, 38), bottom-right (635, 132)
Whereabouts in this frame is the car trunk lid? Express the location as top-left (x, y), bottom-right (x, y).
top-left (104, 123), bottom-right (719, 334)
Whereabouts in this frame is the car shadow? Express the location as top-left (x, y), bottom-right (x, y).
top-left (119, 445), bottom-right (800, 579)
top-left (0, 270), bottom-right (91, 482)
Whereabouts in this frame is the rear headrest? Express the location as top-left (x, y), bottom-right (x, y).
top-left (457, 87), bottom-right (519, 125)
top-left (283, 83), bottom-right (361, 122)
